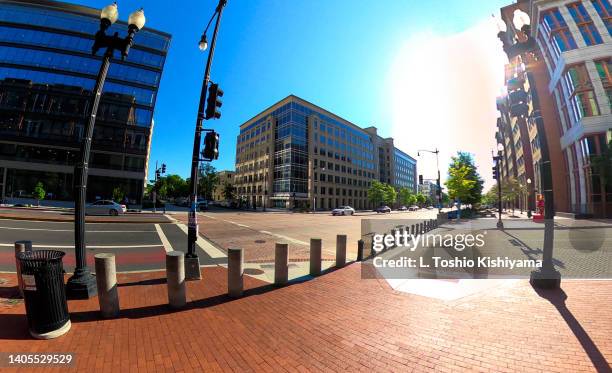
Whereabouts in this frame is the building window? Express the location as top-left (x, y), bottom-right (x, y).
top-left (540, 8), bottom-right (578, 57)
top-left (567, 2), bottom-right (603, 45)
top-left (591, 0), bottom-right (612, 36)
top-left (562, 64), bottom-right (601, 121)
top-left (595, 59), bottom-right (612, 110)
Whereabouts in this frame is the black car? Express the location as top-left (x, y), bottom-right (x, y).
top-left (375, 205), bottom-right (392, 213)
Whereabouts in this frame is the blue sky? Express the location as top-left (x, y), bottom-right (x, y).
top-left (72, 0), bottom-right (511, 186)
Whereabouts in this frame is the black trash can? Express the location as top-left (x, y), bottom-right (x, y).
top-left (17, 250), bottom-right (71, 339)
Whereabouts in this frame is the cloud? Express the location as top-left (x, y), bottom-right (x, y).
top-left (388, 18), bottom-right (508, 191)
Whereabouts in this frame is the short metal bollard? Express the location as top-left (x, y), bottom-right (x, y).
top-left (411, 225), bottom-right (415, 235)
top-left (227, 248), bottom-right (244, 297)
top-left (336, 234), bottom-right (347, 268)
top-left (94, 253), bottom-right (119, 318)
top-left (166, 251), bottom-right (186, 309)
top-left (310, 238), bottom-right (322, 276)
top-left (357, 239), bottom-right (365, 261)
top-left (274, 243), bottom-right (288, 286)
top-left (14, 240), bottom-right (33, 298)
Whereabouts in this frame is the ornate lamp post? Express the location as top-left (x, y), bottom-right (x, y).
top-left (66, 3), bottom-right (146, 299)
top-left (495, 9), bottom-right (560, 288)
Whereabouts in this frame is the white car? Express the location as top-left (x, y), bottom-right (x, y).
top-left (408, 205), bottom-right (419, 211)
top-left (85, 200), bottom-right (126, 216)
top-left (332, 206), bottom-right (355, 216)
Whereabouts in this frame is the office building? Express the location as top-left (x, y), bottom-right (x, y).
top-left (212, 170), bottom-right (235, 202)
top-left (0, 0), bottom-right (170, 204)
top-left (234, 95), bottom-right (417, 210)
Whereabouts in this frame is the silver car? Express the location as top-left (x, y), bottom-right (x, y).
top-left (332, 206), bottom-right (355, 216)
top-left (85, 200), bottom-right (126, 216)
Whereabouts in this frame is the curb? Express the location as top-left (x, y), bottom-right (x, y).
top-left (0, 215), bottom-right (173, 224)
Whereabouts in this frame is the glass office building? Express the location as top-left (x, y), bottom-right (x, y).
top-left (0, 0), bottom-right (170, 204)
top-left (235, 95), bottom-right (416, 210)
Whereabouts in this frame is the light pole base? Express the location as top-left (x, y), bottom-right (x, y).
top-left (66, 269), bottom-right (97, 299)
top-left (496, 220), bottom-right (504, 229)
top-left (530, 268), bottom-right (561, 289)
top-left (184, 256), bottom-right (201, 280)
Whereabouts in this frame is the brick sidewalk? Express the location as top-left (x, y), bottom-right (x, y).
top-left (0, 266), bottom-right (611, 372)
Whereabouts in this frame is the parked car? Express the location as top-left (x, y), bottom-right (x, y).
top-left (408, 205), bottom-right (419, 211)
top-left (332, 206), bottom-right (355, 216)
top-left (426, 205), bottom-right (434, 210)
top-left (375, 205), bottom-right (392, 213)
top-left (85, 200), bottom-right (126, 216)
top-left (398, 206), bottom-right (408, 211)
top-left (197, 200), bottom-right (209, 211)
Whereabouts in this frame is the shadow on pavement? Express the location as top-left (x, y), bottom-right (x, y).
top-left (534, 287), bottom-right (611, 373)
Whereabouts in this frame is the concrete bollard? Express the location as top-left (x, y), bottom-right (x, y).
top-left (274, 243), bottom-right (288, 286)
top-left (357, 239), bottom-right (364, 261)
top-left (166, 251), bottom-right (186, 309)
top-left (14, 240), bottom-right (33, 297)
top-left (336, 234), bottom-right (347, 268)
top-left (94, 253), bottom-right (119, 318)
top-left (411, 225), bottom-right (415, 235)
top-left (227, 248), bottom-right (244, 297)
top-left (310, 238), bottom-right (322, 276)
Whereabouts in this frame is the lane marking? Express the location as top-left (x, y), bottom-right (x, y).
top-left (0, 226), bottom-right (155, 233)
top-left (258, 231), bottom-right (308, 246)
top-left (0, 243), bottom-right (163, 249)
top-left (154, 224), bottom-right (174, 253)
top-left (175, 223), bottom-right (226, 258)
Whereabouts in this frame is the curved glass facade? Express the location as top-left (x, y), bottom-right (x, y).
top-left (0, 0), bottom-right (170, 204)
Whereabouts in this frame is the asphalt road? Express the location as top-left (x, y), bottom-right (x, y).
top-left (0, 218), bottom-right (225, 273)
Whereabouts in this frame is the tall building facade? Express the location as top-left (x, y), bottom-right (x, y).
top-left (495, 0), bottom-right (611, 217)
top-left (234, 95), bottom-right (417, 210)
top-left (0, 0), bottom-right (170, 204)
top-left (212, 170), bottom-right (235, 202)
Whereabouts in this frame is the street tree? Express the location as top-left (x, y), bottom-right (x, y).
top-left (112, 186), bottom-right (125, 203)
top-left (398, 187), bottom-right (413, 206)
top-left (198, 163), bottom-right (219, 201)
top-left (416, 193), bottom-right (427, 206)
top-left (33, 182), bottom-right (45, 206)
top-left (446, 152), bottom-right (483, 205)
top-left (592, 139), bottom-right (612, 189)
top-left (383, 184), bottom-right (397, 206)
top-left (223, 182), bottom-right (236, 202)
top-left (368, 181), bottom-right (386, 207)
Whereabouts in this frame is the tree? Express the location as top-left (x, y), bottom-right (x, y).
top-left (398, 187), bottom-right (413, 206)
top-left (33, 182), bottom-right (45, 206)
top-left (383, 184), bottom-right (397, 206)
top-left (112, 186), bottom-right (126, 203)
top-left (481, 186), bottom-right (499, 206)
top-left (592, 139), bottom-right (612, 189)
top-left (198, 164), bottom-right (219, 201)
top-left (416, 193), bottom-right (427, 206)
top-left (368, 181), bottom-right (386, 207)
top-left (223, 183), bottom-right (236, 201)
top-left (445, 152), bottom-right (483, 205)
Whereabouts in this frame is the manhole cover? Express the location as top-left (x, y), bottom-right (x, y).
top-left (254, 240), bottom-right (266, 244)
top-left (244, 268), bottom-right (265, 275)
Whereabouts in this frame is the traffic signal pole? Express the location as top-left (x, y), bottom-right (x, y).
top-left (185, 0), bottom-right (227, 280)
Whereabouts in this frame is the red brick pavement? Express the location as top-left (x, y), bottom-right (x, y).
top-left (0, 266), bottom-right (611, 372)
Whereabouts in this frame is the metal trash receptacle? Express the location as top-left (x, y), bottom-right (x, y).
top-left (17, 250), bottom-right (71, 339)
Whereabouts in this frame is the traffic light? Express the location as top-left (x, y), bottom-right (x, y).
top-left (205, 83), bottom-right (223, 120)
top-left (155, 170), bottom-right (161, 180)
top-left (202, 131), bottom-right (219, 160)
top-left (161, 163), bottom-right (166, 174)
top-left (419, 175), bottom-right (423, 185)
top-left (492, 166), bottom-right (498, 180)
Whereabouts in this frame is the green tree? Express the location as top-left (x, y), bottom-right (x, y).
top-left (112, 186), bottom-right (125, 203)
top-left (197, 164), bottom-right (219, 200)
top-left (481, 186), bottom-right (499, 206)
top-left (416, 193), bottom-right (427, 206)
top-left (33, 182), bottom-right (45, 206)
top-left (591, 139), bottom-right (612, 189)
top-left (445, 152), bottom-right (483, 205)
top-left (398, 187), bottom-right (413, 206)
top-left (383, 184), bottom-right (397, 206)
top-left (407, 194), bottom-right (418, 206)
top-left (222, 183), bottom-right (236, 201)
top-left (368, 181), bottom-right (386, 207)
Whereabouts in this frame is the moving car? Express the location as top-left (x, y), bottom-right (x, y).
top-left (408, 205), bottom-right (419, 211)
top-left (332, 206), bottom-right (355, 216)
top-left (398, 206), bottom-right (408, 211)
top-left (375, 205), bottom-right (392, 213)
top-left (197, 200), bottom-right (209, 211)
top-left (426, 206), bottom-right (434, 210)
top-left (85, 200), bottom-right (126, 216)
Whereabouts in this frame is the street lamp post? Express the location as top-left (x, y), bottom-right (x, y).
top-left (496, 9), bottom-right (560, 288)
top-left (527, 178), bottom-right (533, 217)
top-left (417, 149), bottom-right (442, 214)
top-left (185, 0), bottom-right (228, 280)
top-left (495, 143), bottom-right (504, 230)
top-left (66, 3), bottom-right (146, 299)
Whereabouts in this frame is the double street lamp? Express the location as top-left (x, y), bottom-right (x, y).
top-left (66, 3), bottom-right (146, 299)
top-left (495, 9), bottom-right (560, 288)
top-left (185, 0), bottom-right (228, 280)
top-left (417, 149), bottom-right (442, 214)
